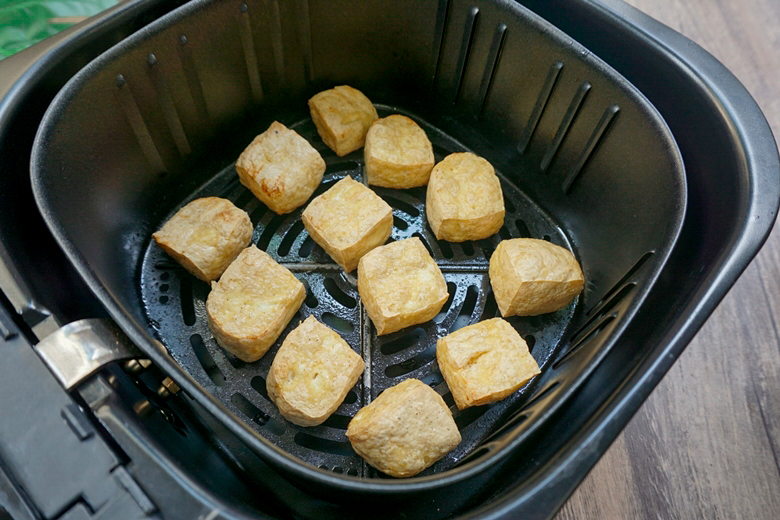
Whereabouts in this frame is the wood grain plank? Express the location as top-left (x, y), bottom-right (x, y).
top-left (556, 435), bottom-right (644, 520)
top-left (555, 0), bottom-right (780, 518)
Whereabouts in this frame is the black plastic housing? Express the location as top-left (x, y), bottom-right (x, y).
top-left (0, 0), bottom-right (774, 518)
top-left (31, 0), bottom-right (685, 498)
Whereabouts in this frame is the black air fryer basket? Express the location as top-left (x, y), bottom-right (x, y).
top-left (32, 0), bottom-right (693, 503)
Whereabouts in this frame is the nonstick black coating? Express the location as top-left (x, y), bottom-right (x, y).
top-left (31, 0), bottom-right (684, 497)
top-left (140, 106), bottom-right (576, 478)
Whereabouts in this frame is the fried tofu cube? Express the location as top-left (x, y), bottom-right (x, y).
top-left (206, 246), bottom-right (305, 362)
top-left (436, 318), bottom-right (540, 410)
top-left (357, 237), bottom-right (448, 335)
top-left (489, 238), bottom-right (584, 317)
top-left (364, 115), bottom-right (435, 189)
top-left (267, 316), bottom-right (364, 427)
top-left (235, 121), bottom-right (325, 214)
top-left (346, 379), bottom-right (461, 477)
top-left (308, 85), bottom-right (378, 156)
top-left (302, 176), bottom-right (392, 272)
top-left (426, 152), bottom-right (505, 242)
top-left (153, 197), bottom-right (252, 282)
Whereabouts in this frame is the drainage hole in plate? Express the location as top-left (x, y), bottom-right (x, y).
top-left (155, 259), bottom-right (180, 270)
top-left (450, 285), bottom-right (479, 333)
top-left (294, 432), bottom-right (354, 456)
top-left (343, 390), bottom-right (358, 404)
top-left (479, 238), bottom-right (494, 260)
top-left (498, 225), bottom-right (512, 241)
top-left (321, 312), bottom-right (354, 334)
top-left (434, 282), bottom-right (458, 323)
top-left (479, 290), bottom-right (499, 321)
top-left (322, 414), bottom-right (352, 430)
top-left (515, 219), bottom-right (532, 238)
top-left (231, 393), bottom-right (267, 425)
top-left (180, 277), bottom-right (196, 326)
top-left (257, 214), bottom-right (287, 252)
top-left (249, 204), bottom-right (267, 225)
top-left (380, 328), bottom-right (427, 356)
top-left (250, 375), bottom-right (270, 400)
top-left (323, 278), bottom-right (357, 308)
top-left (312, 176), bottom-right (339, 198)
top-left (234, 189), bottom-right (255, 209)
top-left (385, 343), bottom-right (436, 378)
top-left (231, 393), bottom-right (285, 436)
top-left (441, 391), bottom-right (456, 409)
top-left (325, 161), bottom-right (359, 175)
top-left (298, 235), bottom-right (317, 258)
top-left (225, 352), bottom-right (246, 370)
top-left (189, 334), bottom-right (225, 386)
top-left (438, 239), bottom-right (454, 259)
top-left (503, 194), bottom-right (516, 213)
top-left (303, 280), bottom-right (318, 308)
top-left (421, 371), bottom-right (444, 388)
top-left (454, 405), bottom-right (489, 430)
top-left (393, 214), bottom-right (409, 230)
top-left (384, 196), bottom-right (420, 217)
top-left (412, 232), bottom-right (435, 257)
top-left (278, 220), bottom-right (305, 257)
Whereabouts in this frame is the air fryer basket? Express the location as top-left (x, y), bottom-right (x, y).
top-left (31, 0), bottom-right (684, 496)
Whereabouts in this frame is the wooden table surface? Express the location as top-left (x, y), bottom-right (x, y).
top-left (554, 0), bottom-right (780, 518)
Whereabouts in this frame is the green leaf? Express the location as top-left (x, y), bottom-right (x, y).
top-left (0, 0), bottom-right (117, 59)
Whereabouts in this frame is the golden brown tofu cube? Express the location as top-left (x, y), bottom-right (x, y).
top-left (206, 246), bottom-right (305, 362)
top-left (302, 176), bottom-right (393, 272)
top-left (308, 85), bottom-right (378, 156)
top-left (235, 121), bottom-right (325, 214)
top-left (364, 115), bottom-right (435, 188)
top-left (152, 197), bottom-right (252, 282)
top-left (357, 237), bottom-right (449, 335)
top-left (436, 318), bottom-right (541, 409)
top-left (489, 238), bottom-right (584, 317)
top-left (267, 316), bottom-right (364, 427)
top-left (346, 379), bottom-right (461, 477)
top-left (426, 152), bottom-right (505, 242)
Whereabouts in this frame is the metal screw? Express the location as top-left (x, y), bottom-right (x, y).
top-left (156, 377), bottom-right (180, 399)
top-left (133, 399), bottom-right (153, 418)
top-left (123, 359), bottom-right (152, 374)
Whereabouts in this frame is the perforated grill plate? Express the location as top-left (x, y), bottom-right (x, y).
top-left (140, 106), bottom-right (575, 477)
